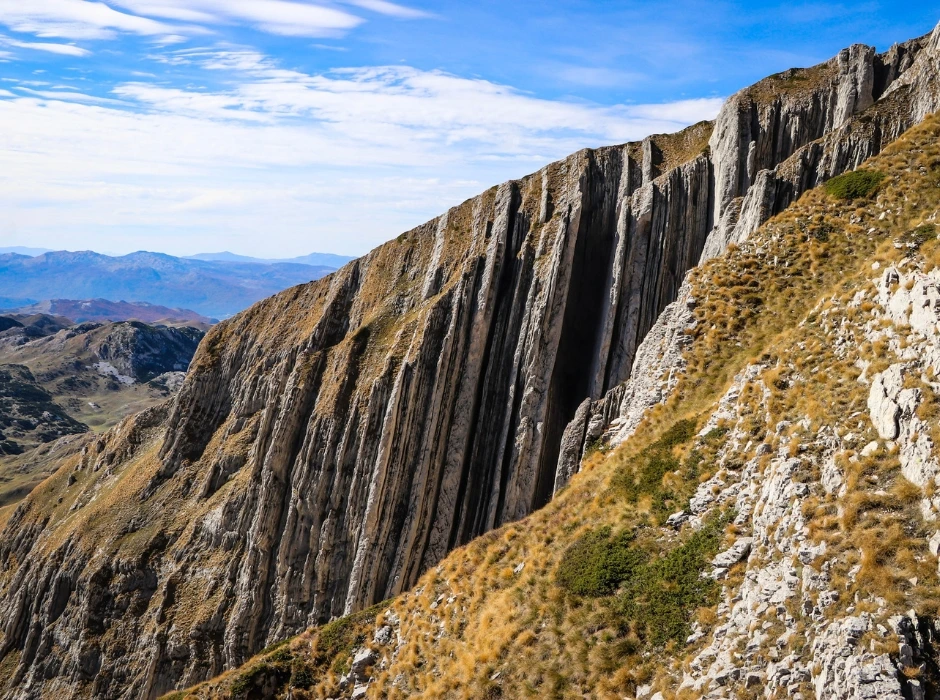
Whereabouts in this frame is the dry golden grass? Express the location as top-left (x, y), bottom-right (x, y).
top-left (166, 114), bottom-right (940, 699)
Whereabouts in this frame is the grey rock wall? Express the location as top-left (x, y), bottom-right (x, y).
top-left (557, 23), bottom-right (940, 485)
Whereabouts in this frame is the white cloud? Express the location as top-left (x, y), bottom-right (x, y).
top-left (118, 51), bottom-right (723, 148)
top-left (0, 56), bottom-right (724, 257)
top-left (111, 0), bottom-right (364, 37)
top-left (1, 36), bottom-right (91, 56)
top-left (0, 0), bottom-right (425, 42)
top-left (14, 86), bottom-right (126, 104)
top-left (342, 0), bottom-right (430, 19)
top-left (0, 0), bottom-right (179, 40)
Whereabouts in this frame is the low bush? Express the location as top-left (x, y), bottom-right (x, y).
top-left (898, 224), bottom-right (936, 254)
top-left (313, 601), bottom-right (386, 672)
top-left (231, 662), bottom-right (278, 696)
top-left (556, 512), bottom-right (729, 647)
top-left (824, 170), bottom-right (885, 200)
top-left (618, 512), bottom-right (728, 645)
top-left (556, 527), bottom-right (646, 596)
top-left (610, 418), bottom-right (698, 519)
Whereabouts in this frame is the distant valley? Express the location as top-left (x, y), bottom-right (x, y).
top-left (0, 313), bottom-right (205, 513)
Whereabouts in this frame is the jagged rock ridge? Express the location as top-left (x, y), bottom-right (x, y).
top-left (1, 22), bottom-right (940, 700)
top-left (556, 23), bottom-right (940, 481)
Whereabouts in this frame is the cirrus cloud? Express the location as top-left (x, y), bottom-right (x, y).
top-left (0, 50), bottom-right (723, 256)
top-left (0, 0), bottom-right (427, 43)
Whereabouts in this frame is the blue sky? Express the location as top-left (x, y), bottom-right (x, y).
top-left (0, 1), bottom-right (936, 258)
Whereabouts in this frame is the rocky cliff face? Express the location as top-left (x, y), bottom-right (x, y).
top-left (557, 23), bottom-right (940, 483)
top-left (1, 24), bottom-right (939, 700)
top-left (173, 108), bottom-right (940, 700)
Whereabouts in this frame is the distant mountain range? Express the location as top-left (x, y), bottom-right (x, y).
top-left (0, 247), bottom-right (52, 257)
top-left (0, 247), bottom-right (355, 269)
top-left (7, 299), bottom-right (215, 327)
top-left (0, 250), bottom-right (351, 318)
top-left (185, 251), bottom-right (355, 267)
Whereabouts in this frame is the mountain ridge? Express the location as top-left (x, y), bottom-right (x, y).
top-left (4, 300), bottom-right (215, 327)
top-left (1, 21), bottom-right (940, 700)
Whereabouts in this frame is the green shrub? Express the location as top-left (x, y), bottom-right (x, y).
top-left (556, 511), bottom-right (730, 646)
top-left (610, 418), bottom-right (698, 519)
top-left (313, 601), bottom-right (387, 671)
top-left (556, 527), bottom-right (646, 597)
top-left (823, 170), bottom-right (885, 200)
top-left (898, 224), bottom-right (936, 254)
top-left (290, 664), bottom-right (315, 689)
top-left (617, 511), bottom-right (729, 646)
top-left (231, 663), bottom-right (273, 695)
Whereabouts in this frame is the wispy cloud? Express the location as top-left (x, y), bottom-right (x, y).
top-left (1, 35), bottom-right (91, 56)
top-left (0, 49), bottom-right (723, 256)
top-left (0, 0), bottom-right (428, 43)
top-left (111, 0), bottom-right (364, 37)
top-left (0, 0), bottom-right (179, 40)
top-left (119, 49), bottom-right (723, 148)
top-left (342, 0), bottom-right (431, 19)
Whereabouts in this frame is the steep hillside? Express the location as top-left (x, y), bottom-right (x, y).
top-left (173, 98), bottom-right (940, 700)
top-left (1, 23), bottom-right (939, 700)
top-left (0, 251), bottom-right (337, 319)
top-left (0, 365), bottom-right (86, 458)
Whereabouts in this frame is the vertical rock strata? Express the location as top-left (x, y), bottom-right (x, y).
top-left (1, 23), bottom-right (939, 699)
top-left (558, 24), bottom-right (940, 479)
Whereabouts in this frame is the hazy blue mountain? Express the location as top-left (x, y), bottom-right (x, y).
top-left (0, 251), bottom-right (337, 318)
top-left (0, 247), bottom-right (52, 257)
top-left (8, 299), bottom-right (215, 326)
top-left (187, 251), bottom-right (356, 267)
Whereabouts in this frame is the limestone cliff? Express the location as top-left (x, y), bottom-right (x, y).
top-left (557, 23), bottom-right (940, 483)
top-left (1, 23), bottom-right (940, 700)
top-left (173, 109), bottom-right (940, 700)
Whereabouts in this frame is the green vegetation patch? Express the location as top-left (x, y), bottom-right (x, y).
top-left (314, 600), bottom-right (388, 673)
top-left (231, 661), bottom-right (285, 696)
top-left (556, 512), bottom-right (729, 647)
top-left (556, 527), bottom-right (646, 597)
top-left (824, 169), bottom-right (886, 200)
top-left (898, 224), bottom-right (936, 254)
top-left (617, 512), bottom-right (728, 646)
top-left (610, 418), bottom-right (699, 520)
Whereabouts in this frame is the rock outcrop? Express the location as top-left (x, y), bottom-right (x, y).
top-left (2, 23), bottom-right (940, 700)
top-left (0, 319), bottom-right (204, 510)
top-left (556, 23), bottom-right (940, 484)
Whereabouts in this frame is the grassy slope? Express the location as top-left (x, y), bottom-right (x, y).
top-left (167, 113), bottom-right (940, 699)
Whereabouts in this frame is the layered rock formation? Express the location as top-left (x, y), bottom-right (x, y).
top-left (557, 23), bottom-right (940, 482)
top-left (1, 23), bottom-right (940, 700)
top-left (175, 107), bottom-right (940, 700)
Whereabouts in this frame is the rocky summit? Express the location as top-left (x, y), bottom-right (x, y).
top-left (3, 22), bottom-right (940, 700)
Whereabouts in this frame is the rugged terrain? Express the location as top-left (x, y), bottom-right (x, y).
top-left (1, 22), bottom-right (940, 700)
top-left (175, 110), bottom-right (940, 700)
top-left (0, 316), bottom-right (204, 513)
